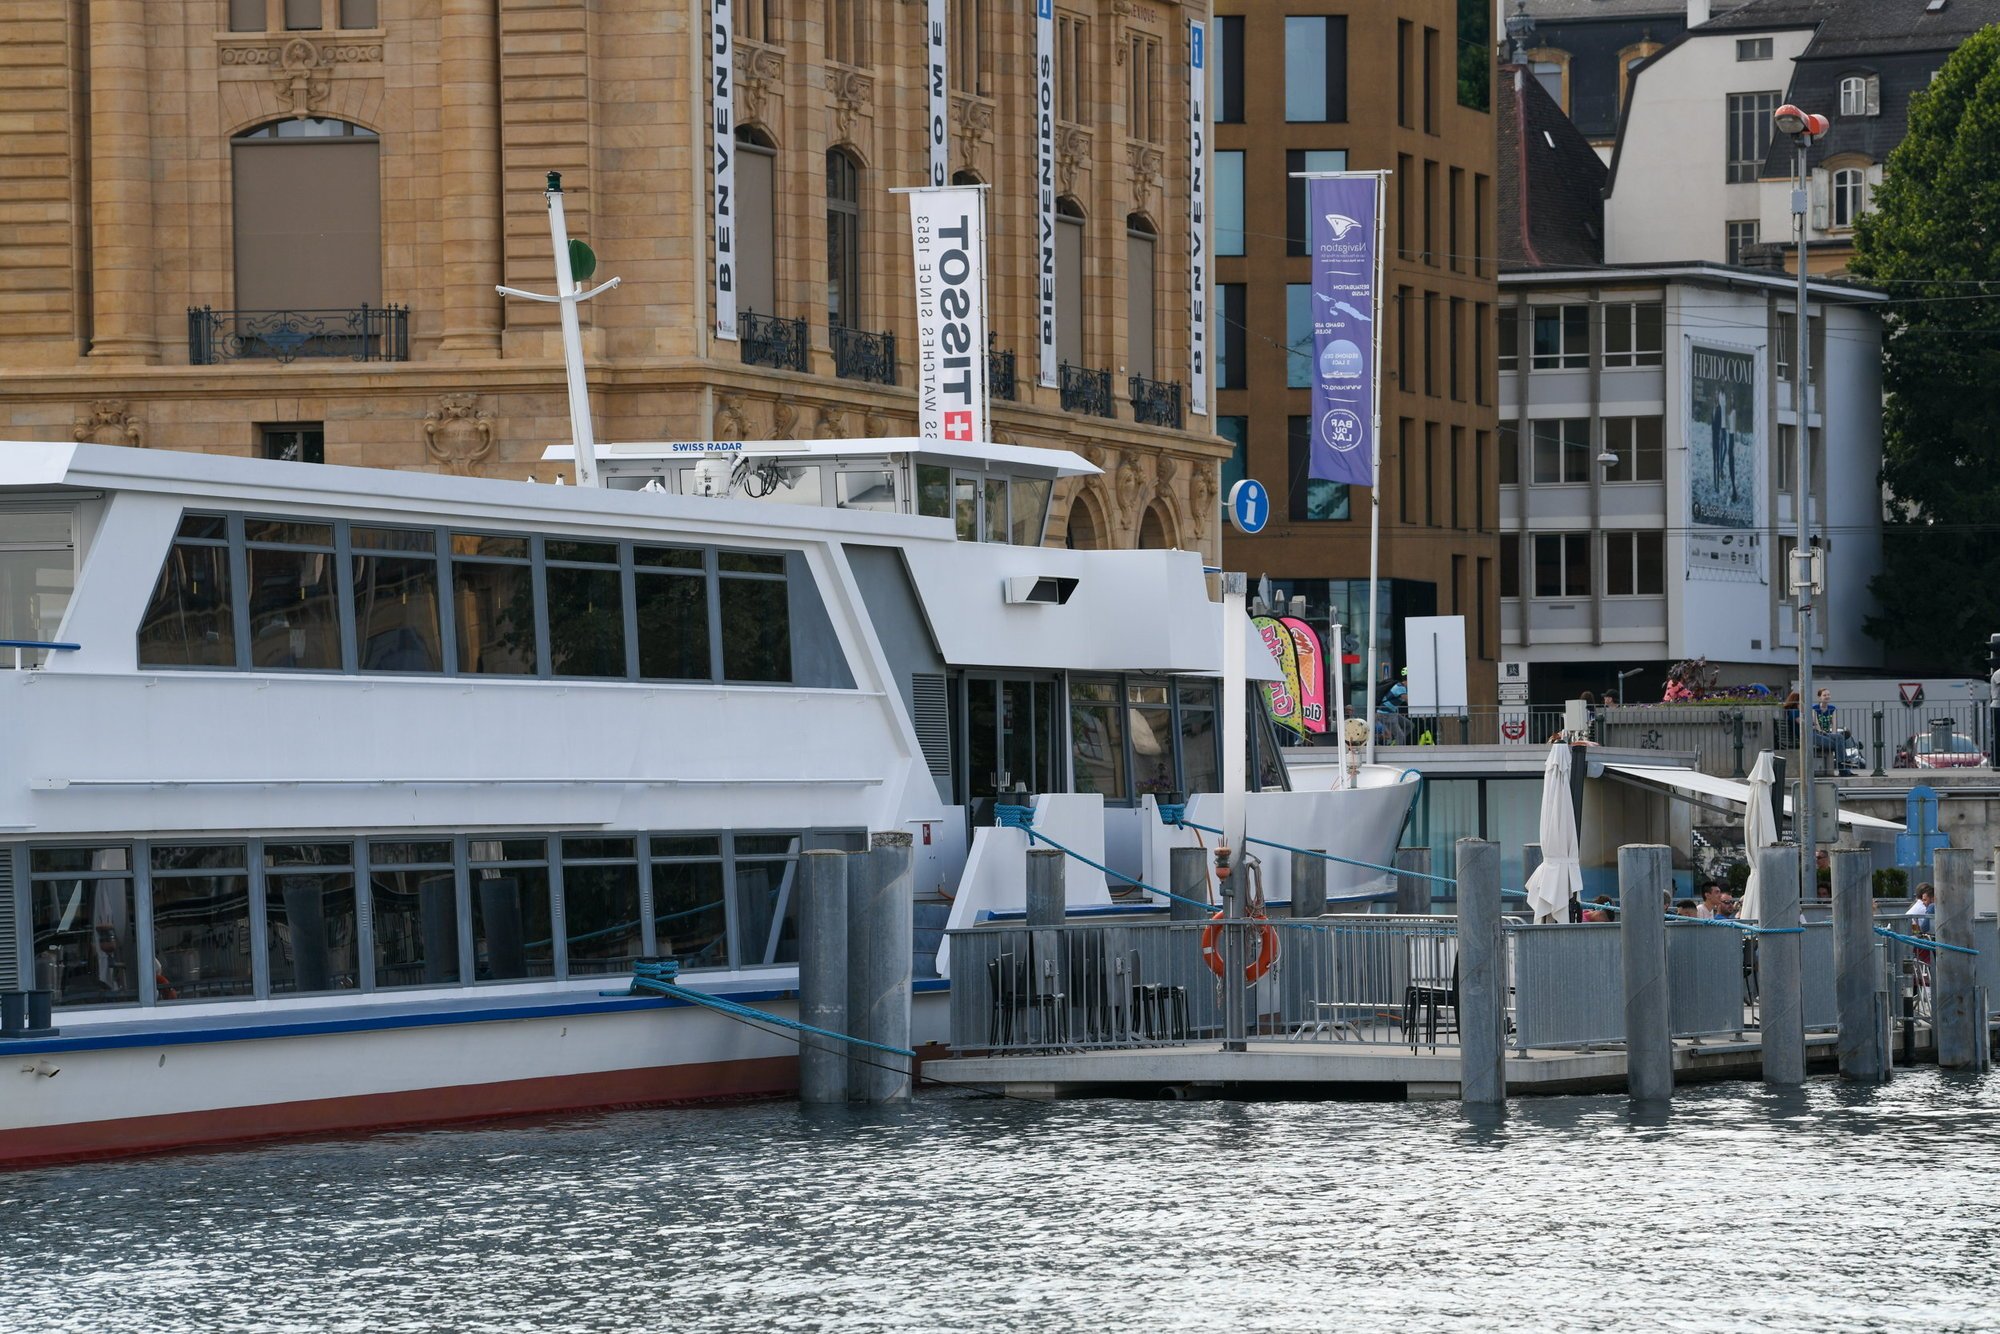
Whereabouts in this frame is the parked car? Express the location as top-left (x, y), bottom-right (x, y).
top-left (1894, 733), bottom-right (1986, 769)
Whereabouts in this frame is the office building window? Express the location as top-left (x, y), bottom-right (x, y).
top-left (1423, 292), bottom-right (1438, 396)
top-left (1727, 91), bottom-right (1779, 183)
top-left (1473, 174), bottom-right (1490, 277)
top-left (232, 119), bottom-right (381, 314)
top-left (1056, 12), bottom-right (1088, 123)
top-left (1449, 427), bottom-right (1464, 528)
top-left (1532, 533), bottom-right (1591, 599)
top-left (825, 149), bottom-right (862, 329)
top-left (1530, 305), bottom-right (1588, 369)
top-left (1215, 150), bottom-right (1245, 256)
top-left (1448, 168), bottom-right (1463, 271)
top-left (1396, 21), bottom-right (1412, 128)
top-left (1396, 154), bottom-right (1413, 259)
top-left (1422, 160), bottom-right (1438, 264)
top-left (1285, 150), bottom-right (1350, 256)
top-left (1602, 416), bottom-right (1665, 483)
top-left (1602, 302), bottom-right (1663, 367)
top-left (1284, 16), bottom-right (1348, 122)
top-left (1286, 283), bottom-right (1313, 389)
top-left (1727, 219), bottom-right (1759, 265)
top-left (1530, 418), bottom-right (1591, 485)
top-left (1218, 284), bottom-right (1246, 390)
top-left (1499, 535), bottom-right (1521, 598)
top-left (1499, 307), bottom-right (1518, 371)
top-left (1128, 33), bottom-right (1161, 142)
top-left (1288, 416), bottom-right (1350, 521)
top-left (1396, 286), bottom-right (1413, 391)
top-left (1424, 423), bottom-right (1439, 526)
top-left (1213, 15), bottom-right (1243, 123)
top-left (1737, 38), bottom-right (1772, 61)
top-left (1474, 303), bottom-right (1490, 404)
top-left (1422, 26), bottom-right (1438, 133)
top-left (1605, 532), bottom-right (1666, 596)
top-left (1499, 423), bottom-right (1520, 485)
top-left (1449, 297), bottom-right (1463, 400)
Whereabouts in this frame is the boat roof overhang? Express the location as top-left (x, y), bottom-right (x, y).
top-left (541, 437), bottom-right (1102, 479)
top-left (1595, 762), bottom-right (1905, 833)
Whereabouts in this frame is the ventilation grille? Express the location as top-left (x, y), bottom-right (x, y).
top-left (0, 850), bottom-right (17, 991)
top-left (910, 674), bottom-right (952, 782)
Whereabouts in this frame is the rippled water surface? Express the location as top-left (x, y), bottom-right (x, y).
top-left (9, 1072), bottom-right (2000, 1332)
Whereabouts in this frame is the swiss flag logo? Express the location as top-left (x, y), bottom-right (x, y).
top-left (944, 411), bottom-right (974, 442)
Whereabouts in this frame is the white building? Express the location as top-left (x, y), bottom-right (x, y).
top-left (1497, 263), bottom-right (1886, 702)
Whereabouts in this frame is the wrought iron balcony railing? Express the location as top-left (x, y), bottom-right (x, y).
top-left (1059, 362), bottom-right (1115, 419)
top-left (740, 310), bottom-right (808, 373)
top-left (832, 325), bottom-right (898, 385)
top-left (988, 337), bottom-right (1018, 402)
top-left (187, 305), bottom-right (409, 365)
top-left (1129, 374), bottom-right (1184, 429)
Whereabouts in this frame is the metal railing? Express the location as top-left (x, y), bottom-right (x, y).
top-left (988, 337), bottom-right (1018, 401)
top-left (1059, 362), bottom-right (1115, 418)
top-left (1507, 919), bottom-right (1750, 1051)
top-left (739, 310), bottom-right (808, 372)
top-left (831, 325), bottom-right (897, 384)
top-left (187, 305), bottom-right (409, 365)
top-left (1128, 375), bottom-right (1183, 429)
top-left (0, 638), bottom-right (80, 670)
top-left (946, 916), bottom-right (1461, 1055)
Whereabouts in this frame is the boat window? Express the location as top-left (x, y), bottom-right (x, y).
top-left (452, 533), bottom-right (537, 676)
top-left (650, 841), bottom-right (728, 972)
top-left (245, 517), bottom-right (343, 671)
top-left (0, 508), bottom-right (76, 664)
top-left (452, 533), bottom-right (527, 559)
top-left (732, 834), bottom-right (802, 967)
top-left (370, 854), bottom-right (460, 989)
top-left (559, 836), bottom-right (644, 977)
top-left (981, 478), bottom-right (1008, 544)
top-left (138, 512), bottom-right (236, 668)
top-left (634, 548), bottom-right (709, 681)
top-left (354, 527), bottom-right (444, 673)
top-left (546, 539), bottom-right (627, 679)
top-left (468, 839), bottom-right (553, 982)
top-left (1128, 680), bottom-right (1176, 799)
top-left (1069, 677), bottom-right (1129, 800)
top-left (836, 469), bottom-right (898, 512)
top-left (953, 477), bottom-right (978, 541)
top-left (1064, 675), bottom-right (1224, 806)
top-left (29, 846), bottom-right (138, 1007)
top-left (1009, 477), bottom-right (1052, 546)
top-left (369, 840), bottom-right (453, 865)
top-left (150, 843), bottom-right (253, 1002)
top-left (718, 550), bottom-right (790, 683)
top-left (917, 464), bottom-right (951, 519)
top-left (1178, 681), bottom-right (1220, 794)
top-left (266, 844), bottom-right (359, 996)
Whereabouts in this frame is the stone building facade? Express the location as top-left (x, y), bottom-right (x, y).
top-left (0, 0), bottom-right (1226, 558)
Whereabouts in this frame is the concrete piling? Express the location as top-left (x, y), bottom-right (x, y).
top-left (1292, 850), bottom-right (1328, 919)
top-left (847, 836), bottom-right (914, 1103)
top-left (1934, 848), bottom-right (1980, 1070)
top-left (1169, 847), bottom-right (1208, 922)
top-left (1619, 844), bottom-right (1673, 1102)
top-left (1456, 838), bottom-right (1506, 1106)
top-left (1757, 845), bottom-right (1805, 1085)
top-left (797, 850), bottom-right (850, 1106)
top-left (1832, 846), bottom-right (1888, 1083)
top-left (1394, 846), bottom-right (1431, 916)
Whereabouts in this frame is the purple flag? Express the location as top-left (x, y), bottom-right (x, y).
top-left (1307, 175), bottom-right (1380, 488)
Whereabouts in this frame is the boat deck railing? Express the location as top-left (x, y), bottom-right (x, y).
top-left (1, 639), bottom-right (79, 670)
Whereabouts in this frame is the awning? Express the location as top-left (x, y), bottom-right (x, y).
top-left (1597, 763), bottom-right (1904, 832)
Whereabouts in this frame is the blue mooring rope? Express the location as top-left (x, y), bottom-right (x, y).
top-left (623, 959), bottom-right (917, 1059)
top-left (1175, 817), bottom-right (1461, 889)
top-left (1875, 925), bottom-right (1978, 956)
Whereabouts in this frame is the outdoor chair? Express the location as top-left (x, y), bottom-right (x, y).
top-left (1404, 934), bottom-right (1460, 1052)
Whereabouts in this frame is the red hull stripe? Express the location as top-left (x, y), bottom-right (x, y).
top-left (0, 1055), bottom-right (798, 1168)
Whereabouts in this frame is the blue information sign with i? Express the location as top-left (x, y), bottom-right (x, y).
top-left (1227, 479), bottom-right (1269, 535)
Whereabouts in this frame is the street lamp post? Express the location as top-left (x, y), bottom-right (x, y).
top-left (1774, 103), bottom-right (1829, 889)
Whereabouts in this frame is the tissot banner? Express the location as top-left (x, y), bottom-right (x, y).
top-left (1687, 339), bottom-right (1762, 581)
top-left (1188, 19), bottom-right (1209, 417)
top-left (908, 187), bottom-right (989, 444)
top-left (1035, 0), bottom-right (1058, 387)
top-left (1307, 174), bottom-right (1382, 488)
top-left (711, 0), bottom-right (737, 341)
top-left (1281, 617), bottom-right (1327, 735)
top-left (927, 0), bottom-right (949, 188)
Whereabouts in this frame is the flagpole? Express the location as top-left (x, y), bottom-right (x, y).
top-left (1363, 171), bottom-right (1386, 766)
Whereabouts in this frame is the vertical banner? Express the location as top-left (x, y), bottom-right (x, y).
top-left (1281, 617), bottom-right (1326, 734)
top-left (1306, 174), bottom-right (1383, 487)
top-left (908, 187), bottom-right (989, 444)
top-left (1035, 0), bottom-right (1058, 387)
top-left (1254, 617), bottom-right (1304, 734)
top-left (927, 0), bottom-right (949, 188)
top-left (1188, 19), bottom-right (1209, 417)
top-left (1687, 339), bottom-right (1762, 581)
top-left (711, 0), bottom-right (737, 341)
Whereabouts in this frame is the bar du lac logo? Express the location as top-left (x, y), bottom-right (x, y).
top-left (1323, 213), bottom-right (1363, 240)
top-left (1320, 407), bottom-right (1363, 454)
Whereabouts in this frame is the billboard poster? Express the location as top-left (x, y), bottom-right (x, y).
top-left (1253, 616), bottom-right (1302, 732)
top-left (711, 0), bottom-right (736, 341)
top-left (1306, 174), bottom-right (1381, 488)
top-left (1687, 339), bottom-right (1762, 581)
top-left (1187, 19), bottom-right (1209, 417)
top-left (907, 187), bottom-right (989, 444)
top-left (1281, 617), bottom-right (1326, 734)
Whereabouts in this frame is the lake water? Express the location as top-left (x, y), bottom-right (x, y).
top-left (7, 1071), bottom-right (1997, 1333)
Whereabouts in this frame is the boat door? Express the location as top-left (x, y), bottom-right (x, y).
top-left (957, 673), bottom-right (1061, 823)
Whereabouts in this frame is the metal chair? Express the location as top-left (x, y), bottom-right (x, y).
top-left (1404, 934), bottom-right (1460, 1052)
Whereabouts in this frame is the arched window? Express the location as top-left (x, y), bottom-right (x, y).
top-left (1617, 41), bottom-right (1662, 111)
top-left (1831, 167), bottom-right (1865, 229)
top-left (1056, 196), bottom-right (1086, 365)
top-left (1126, 214), bottom-right (1157, 378)
top-left (1064, 492), bottom-right (1100, 550)
top-left (1526, 49), bottom-right (1569, 113)
top-left (1137, 503), bottom-right (1174, 551)
top-left (738, 126), bottom-right (777, 317)
top-left (826, 149), bottom-right (861, 328)
top-left (231, 118), bottom-right (381, 312)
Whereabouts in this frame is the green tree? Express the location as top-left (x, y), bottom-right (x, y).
top-left (1457, 0), bottom-right (1491, 113)
top-left (1851, 26), bottom-right (2000, 672)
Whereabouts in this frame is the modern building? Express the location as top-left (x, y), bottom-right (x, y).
top-left (1604, 0), bottom-right (2000, 272)
top-left (1212, 0), bottom-right (1501, 716)
top-left (0, 0), bottom-right (1226, 572)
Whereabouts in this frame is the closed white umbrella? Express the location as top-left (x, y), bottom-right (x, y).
top-left (1739, 750), bottom-right (1780, 922)
top-left (1524, 742), bottom-right (1582, 922)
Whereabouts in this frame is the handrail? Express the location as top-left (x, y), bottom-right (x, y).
top-left (1875, 925), bottom-right (1977, 956)
top-left (3, 639), bottom-right (80, 670)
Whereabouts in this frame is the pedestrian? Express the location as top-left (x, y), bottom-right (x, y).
top-left (1582, 895), bottom-right (1614, 923)
top-left (1815, 848), bottom-right (1831, 899)
top-left (1906, 883), bottom-right (1936, 935)
top-left (1697, 881), bottom-right (1727, 919)
top-left (1675, 899), bottom-right (1699, 918)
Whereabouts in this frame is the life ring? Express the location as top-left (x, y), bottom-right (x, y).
top-left (1200, 912), bottom-right (1280, 984)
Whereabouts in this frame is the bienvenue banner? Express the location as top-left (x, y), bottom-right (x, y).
top-left (1307, 174), bottom-right (1383, 488)
top-left (908, 187), bottom-right (989, 444)
top-left (1035, 0), bottom-right (1057, 387)
top-left (1188, 19), bottom-right (1209, 417)
top-left (927, 0), bottom-right (949, 188)
top-left (711, 0), bottom-right (737, 341)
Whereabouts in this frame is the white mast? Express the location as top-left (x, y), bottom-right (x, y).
top-left (496, 171), bottom-right (622, 487)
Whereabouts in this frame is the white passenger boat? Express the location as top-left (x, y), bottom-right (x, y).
top-left (0, 435), bottom-right (1417, 1164)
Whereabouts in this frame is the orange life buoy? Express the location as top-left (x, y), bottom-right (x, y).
top-left (1200, 912), bottom-right (1280, 984)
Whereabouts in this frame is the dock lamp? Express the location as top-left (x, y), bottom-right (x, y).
top-left (1775, 102), bottom-right (1828, 872)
